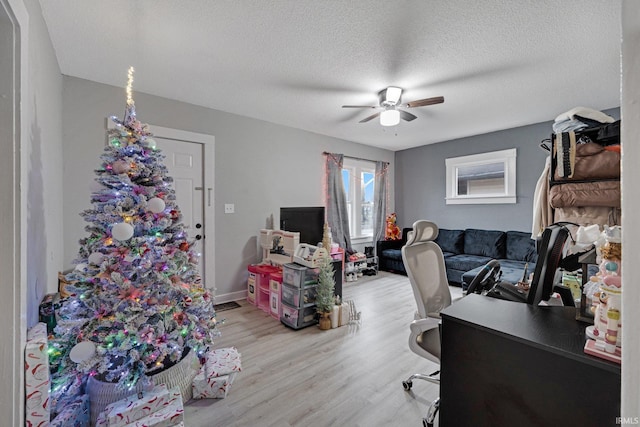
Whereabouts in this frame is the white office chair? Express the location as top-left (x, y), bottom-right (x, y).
top-left (401, 220), bottom-right (452, 427)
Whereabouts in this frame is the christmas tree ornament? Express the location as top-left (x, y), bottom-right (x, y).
top-left (69, 341), bottom-right (96, 363)
top-left (74, 263), bottom-right (88, 272)
top-left (147, 197), bottom-right (166, 214)
top-left (112, 222), bottom-right (134, 241)
top-left (145, 138), bottom-right (157, 150)
top-left (88, 252), bottom-right (105, 266)
top-left (111, 159), bottom-right (131, 174)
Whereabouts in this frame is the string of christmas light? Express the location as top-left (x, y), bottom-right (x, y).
top-left (323, 152), bottom-right (392, 241)
top-left (324, 152), bottom-right (389, 179)
top-left (126, 66), bottom-right (134, 105)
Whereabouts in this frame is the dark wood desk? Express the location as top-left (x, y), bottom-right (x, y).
top-left (440, 294), bottom-right (621, 427)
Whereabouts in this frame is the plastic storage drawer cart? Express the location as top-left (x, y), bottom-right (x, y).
top-left (280, 263), bottom-right (319, 329)
top-left (283, 263), bottom-right (319, 288)
top-left (281, 283), bottom-right (317, 307)
top-left (281, 304), bottom-right (317, 330)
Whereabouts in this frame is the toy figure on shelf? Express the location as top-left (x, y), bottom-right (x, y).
top-left (385, 213), bottom-right (401, 240)
top-left (271, 235), bottom-right (284, 254)
top-left (585, 226), bottom-right (622, 363)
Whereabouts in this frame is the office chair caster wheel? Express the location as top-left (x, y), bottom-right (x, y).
top-left (424, 397), bottom-right (439, 427)
top-left (402, 380), bottom-right (412, 391)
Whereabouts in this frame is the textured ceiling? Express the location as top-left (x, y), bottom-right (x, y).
top-left (39, 0), bottom-right (622, 151)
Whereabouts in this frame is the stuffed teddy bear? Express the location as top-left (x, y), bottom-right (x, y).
top-left (385, 213), bottom-right (401, 241)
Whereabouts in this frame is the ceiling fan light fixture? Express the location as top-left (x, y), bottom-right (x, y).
top-left (385, 86), bottom-right (402, 104)
top-left (380, 109), bottom-right (400, 126)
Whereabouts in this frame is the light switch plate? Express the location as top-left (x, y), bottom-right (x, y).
top-left (224, 203), bottom-right (235, 214)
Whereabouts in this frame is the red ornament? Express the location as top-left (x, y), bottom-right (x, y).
top-left (179, 242), bottom-right (190, 251)
top-left (183, 296), bottom-right (192, 306)
top-left (173, 312), bottom-right (187, 323)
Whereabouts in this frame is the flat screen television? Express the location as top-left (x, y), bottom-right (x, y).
top-left (280, 206), bottom-right (325, 246)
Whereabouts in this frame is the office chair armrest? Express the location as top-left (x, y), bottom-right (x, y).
top-left (408, 317), bottom-right (441, 365)
top-left (409, 317), bottom-right (440, 335)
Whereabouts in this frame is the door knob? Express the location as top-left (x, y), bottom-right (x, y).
top-left (196, 223), bottom-right (202, 229)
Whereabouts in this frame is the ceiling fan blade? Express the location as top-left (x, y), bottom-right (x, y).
top-left (399, 110), bottom-right (417, 122)
top-left (342, 105), bottom-right (379, 109)
top-left (402, 96), bottom-right (445, 108)
top-left (359, 112), bottom-right (381, 123)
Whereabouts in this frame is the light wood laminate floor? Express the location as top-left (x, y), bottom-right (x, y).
top-left (184, 272), bottom-right (463, 427)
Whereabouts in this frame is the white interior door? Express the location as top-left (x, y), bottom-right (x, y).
top-left (155, 138), bottom-right (206, 281)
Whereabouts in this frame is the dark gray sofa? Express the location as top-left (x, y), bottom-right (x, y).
top-left (377, 227), bottom-right (538, 288)
top-left (376, 228), bottom-right (413, 275)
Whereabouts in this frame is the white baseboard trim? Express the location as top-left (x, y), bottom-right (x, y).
top-left (214, 290), bottom-right (246, 304)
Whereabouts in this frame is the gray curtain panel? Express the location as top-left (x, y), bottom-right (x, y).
top-left (373, 161), bottom-right (389, 247)
top-left (325, 153), bottom-right (352, 252)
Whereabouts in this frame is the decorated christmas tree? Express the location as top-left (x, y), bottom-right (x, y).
top-left (49, 68), bottom-right (219, 402)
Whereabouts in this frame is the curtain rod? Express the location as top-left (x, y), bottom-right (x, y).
top-left (322, 152), bottom-right (389, 165)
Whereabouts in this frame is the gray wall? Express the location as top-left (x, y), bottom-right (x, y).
top-left (62, 76), bottom-right (394, 301)
top-left (395, 108), bottom-right (620, 233)
top-left (23, 0), bottom-right (64, 324)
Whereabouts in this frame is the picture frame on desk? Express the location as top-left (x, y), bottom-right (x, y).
top-left (576, 248), bottom-right (597, 324)
top-left (576, 288), bottom-right (595, 324)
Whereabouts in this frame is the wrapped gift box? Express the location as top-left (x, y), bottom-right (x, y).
top-left (128, 387), bottom-right (183, 427)
top-left (50, 394), bottom-right (89, 427)
top-left (192, 370), bottom-right (231, 399)
top-left (96, 384), bottom-right (172, 427)
top-left (25, 322), bottom-right (51, 427)
top-left (204, 347), bottom-right (242, 382)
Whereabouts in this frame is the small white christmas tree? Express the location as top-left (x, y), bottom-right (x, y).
top-left (316, 254), bottom-right (336, 314)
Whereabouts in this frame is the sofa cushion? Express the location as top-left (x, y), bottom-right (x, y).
top-left (506, 231), bottom-right (538, 263)
top-left (435, 229), bottom-right (465, 255)
top-left (401, 227), bottom-right (412, 239)
top-left (463, 229), bottom-right (506, 259)
top-left (444, 254), bottom-right (492, 274)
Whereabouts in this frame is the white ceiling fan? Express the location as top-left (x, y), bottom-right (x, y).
top-left (342, 87), bottom-right (444, 126)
